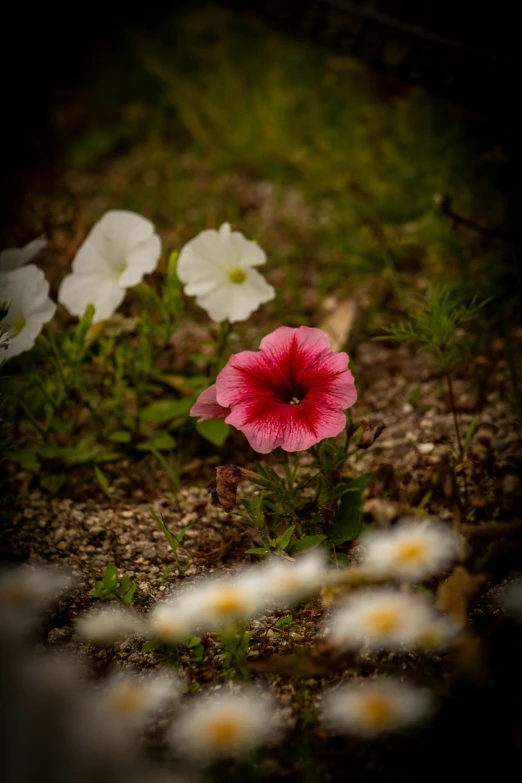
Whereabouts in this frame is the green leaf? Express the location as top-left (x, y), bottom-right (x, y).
top-left (122, 583), bottom-right (137, 604)
top-left (8, 449), bottom-right (41, 472)
top-left (102, 563), bottom-right (119, 592)
top-left (289, 534), bottom-right (327, 555)
top-left (137, 433), bottom-right (176, 452)
top-left (195, 419), bottom-right (230, 446)
top-left (275, 614), bottom-right (293, 627)
top-left (186, 637), bottom-right (202, 648)
top-left (108, 430), bottom-right (132, 444)
top-left (142, 640), bottom-right (162, 653)
top-left (39, 474), bottom-right (67, 495)
top-left (245, 547), bottom-right (270, 556)
top-left (274, 525), bottom-right (295, 551)
top-left (140, 398), bottom-right (193, 423)
top-left (94, 465), bottom-right (114, 498)
top-left (330, 485), bottom-right (364, 545)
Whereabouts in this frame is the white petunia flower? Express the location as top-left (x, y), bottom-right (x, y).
top-left (325, 589), bottom-right (435, 651)
top-left (76, 606), bottom-right (145, 645)
top-left (0, 265), bottom-right (56, 362)
top-left (322, 679), bottom-right (432, 737)
top-left (98, 671), bottom-right (180, 729)
top-left (361, 518), bottom-right (460, 582)
top-left (169, 688), bottom-right (278, 760)
top-left (261, 550), bottom-right (327, 607)
top-left (176, 222), bottom-right (275, 323)
top-left (0, 235), bottom-right (47, 272)
top-left (58, 210), bottom-right (161, 324)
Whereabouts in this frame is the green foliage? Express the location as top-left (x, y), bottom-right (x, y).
top-left (149, 507), bottom-right (190, 577)
top-left (91, 563), bottom-right (137, 604)
top-left (377, 284), bottom-right (490, 374)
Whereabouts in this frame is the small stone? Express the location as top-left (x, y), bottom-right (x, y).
top-left (417, 442), bottom-right (435, 454)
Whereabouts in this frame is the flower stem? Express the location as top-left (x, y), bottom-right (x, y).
top-left (211, 321), bottom-right (234, 375)
top-left (445, 373), bottom-right (463, 458)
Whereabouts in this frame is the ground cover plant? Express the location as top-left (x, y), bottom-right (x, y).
top-left (1, 4), bottom-right (522, 783)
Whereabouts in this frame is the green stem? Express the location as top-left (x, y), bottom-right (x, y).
top-left (445, 373), bottom-right (463, 458)
top-left (212, 321), bottom-right (234, 375)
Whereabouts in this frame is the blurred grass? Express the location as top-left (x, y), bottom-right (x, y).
top-left (52, 3), bottom-right (518, 322)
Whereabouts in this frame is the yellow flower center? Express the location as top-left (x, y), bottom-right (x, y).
top-left (206, 716), bottom-right (242, 749)
top-left (153, 614), bottom-right (184, 642)
top-left (228, 268), bottom-right (246, 284)
top-left (289, 396), bottom-right (301, 405)
top-left (367, 608), bottom-right (401, 635)
top-left (110, 683), bottom-right (145, 716)
top-left (210, 588), bottom-right (246, 618)
top-left (395, 540), bottom-right (426, 564)
top-left (361, 696), bottom-right (394, 728)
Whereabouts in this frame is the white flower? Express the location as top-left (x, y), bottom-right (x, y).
top-left (322, 679), bottom-right (432, 737)
top-left (58, 210), bottom-right (161, 324)
top-left (148, 601), bottom-right (198, 645)
top-left (98, 671), bottom-right (180, 728)
top-left (0, 265), bottom-right (56, 362)
top-left (157, 571), bottom-right (267, 635)
top-left (0, 565), bottom-right (73, 632)
top-left (176, 222), bottom-right (275, 323)
top-left (325, 589), bottom-right (434, 650)
top-left (76, 607), bottom-right (145, 645)
top-left (0, 235), bottom-right (47, 272)
top-left (261, 550), bottom-right (327, 607)
top-left (361, 518), bottom-right (460, 582)
top-left (169, 688), bottom-right (277, 760)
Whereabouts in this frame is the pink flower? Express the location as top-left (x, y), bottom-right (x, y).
top-left (191, 384), bottom-right (231, 421)
top-left (191, 326), bottom-right (357, 453)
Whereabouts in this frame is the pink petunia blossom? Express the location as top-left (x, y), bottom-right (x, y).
top-left (190, 326), bottom-right (357, 453)
top-left (190, 383), bottom-right (231, 422)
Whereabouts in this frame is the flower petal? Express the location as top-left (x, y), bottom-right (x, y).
top-left (197, 269), bottom-right (274, 323)
top-left (0, 235), bottom-right (47, 272)
top-left (190, 384), bottom-right (231, 422)
top-left (119, 233), bottom-right (162, 287)
top-left (58, 272), bottom-right (125, 323)
top-left (0, 265), bottom-right (56, 361)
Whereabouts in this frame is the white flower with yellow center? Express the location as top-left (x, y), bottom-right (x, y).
top-left (159, 571), bottom-right (266, 635)
top-left (176, 222), bottom-right (275, 323)
top-left (76, 607), bottom-right (145, 645)
top-left (100, 671), bottom-right (180, 728)
top-left (148, 601), bottom-right (197, 645)
top-left (0, 565), bottom-right (72, 613)
top-left (0, 234), bottom-right (47, 272)
top-left (169, 688), bottom-right (277, 760)
top-left (322, 679), bottom-right (432, 737)
top-left (261, 550), bottom-right (327, 607)
top-left (326, 589), bottom-right (434, 650)
top-left (361, 518), bottom-right (460, 582)
top-left (0, 265), bottom-right (56, 362)
top-left (58, 210), bottom-right (161, 324)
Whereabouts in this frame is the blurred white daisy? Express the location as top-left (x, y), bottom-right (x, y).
top-left (176, 222), bottom-right (275, 323)
top-left (148, 601), bottom-right (198, 645)
top-left (76, 606), bottom-right (145, 645)
top-left (322, 678), bottom-right (432, 737)
top-left (261, 550), bottom-right (327, 607)
top-left (58, 210), bottom-right (161, 323)
top-left (361, 518), bottom-right (460, 582)
top-left (0, 565), bottom-right (73, 632)
top-left (158, 571), bottom-right (267, 635)
top-left (169, 688), bottom-right (277, 760)
top-left (98, 671), bottom-right (180, 728)
top-left (0, 235), bottom-right (47, 272)
top-left (326, 589), bottom-right (434, 651)
top-left (0, 265), bottom-right (56, 362)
